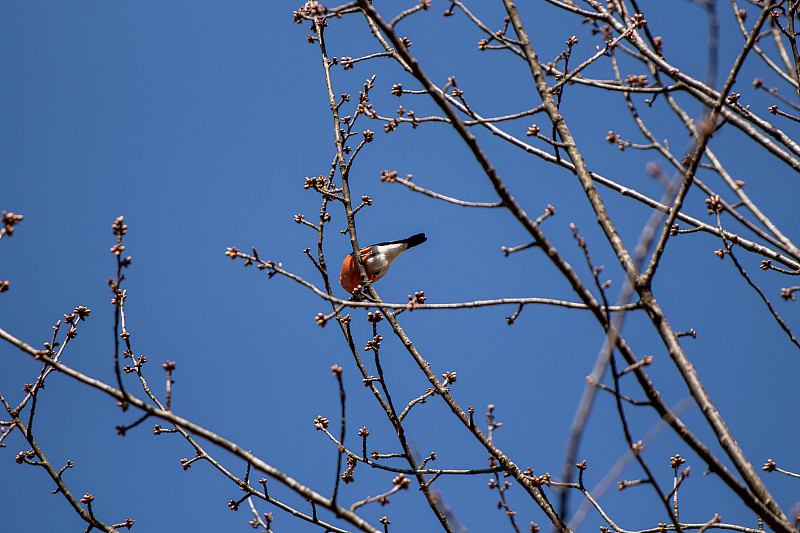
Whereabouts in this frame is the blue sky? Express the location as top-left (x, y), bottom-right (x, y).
top-left (2, 2), bottom-right (799, 532)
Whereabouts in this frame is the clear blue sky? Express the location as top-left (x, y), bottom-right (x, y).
top-left (2, 2), bottom-right (799, 532)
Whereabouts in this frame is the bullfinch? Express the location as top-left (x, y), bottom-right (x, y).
top-left (339, 233), bottom-right (427, 293)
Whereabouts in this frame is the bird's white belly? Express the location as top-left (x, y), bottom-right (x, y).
top-left (366, 243), bottom-right (406, 278)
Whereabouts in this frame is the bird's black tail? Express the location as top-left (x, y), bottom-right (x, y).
top-left (404, 233), bottom-right (427, 248)
top-left (374, 233), bottom-right (427, 249)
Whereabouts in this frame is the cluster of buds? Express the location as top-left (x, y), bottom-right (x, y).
top-left (304, 175), bottom-right (327, 190)
top-left (356, 79), bottom-right (377, 119)
top-left (625, 74), bottom-right (648, 87)
top-left (444, 76), bottom-right (463, 98)
top-left (73, 306), bottom-right (91, 321)
top-left (40, 334), bottom-right (58, 357)
top-left (313, 415), bottom-right (329, 430)
top-left (606, 130), bottom-right (621, 144)
top-left (349, 284), bottom-right (363, 296)
top-left (670, 454), bottom-right (686, 468)
top-left (392, 474), bottom-right (411, 490)
top-left (356, 101), bottom-right (376, 120)
top-left (530, 472), bottom-right (551, 487)
top-left (110, 289), bottom-right (126, 307)
top-left (15, 449), bottom-right (35, 464)
top-left (380, 170), bottom-right (398, 183)
top-left (780, 288), bottom-right (796, 301)
top-left (367, 311), bottom-right (383, 323)
top-left (111, 216), bottom-right (127, 236)
top-left (65, 325), bottom-right (78, 340)
top-left (2, 211), bottom-right (24, 236)
top-left (407, 291), bottom-right (427, 309)
top-left (292, 1), bottom-right (326, 24)
top-left (705, 194), bottom-right (724, 214)
top-left (364, 334), bottom-right (383, 352)
top-left (526, 124), bottom-right (540, 137)
top-left (630, 13), bottom-right (646, 29)
top-left (442, 371), bottom-right (457, 384)
top-left (342, 456), bottom-right (357, 484)
top-left (110, 243), bottom-right (125, 257)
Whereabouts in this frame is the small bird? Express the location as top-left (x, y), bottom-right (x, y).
top-left (339, 233), bottom-right (427, 293)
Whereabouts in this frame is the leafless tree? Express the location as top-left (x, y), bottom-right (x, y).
top-left (2, 1), bottom-right (800, 532)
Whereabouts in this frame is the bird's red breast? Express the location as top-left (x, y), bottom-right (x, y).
top-left (339, 233), bottom-right (426, 293)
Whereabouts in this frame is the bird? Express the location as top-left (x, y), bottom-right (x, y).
top-left (339, 233), bottom-right (427, 293)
